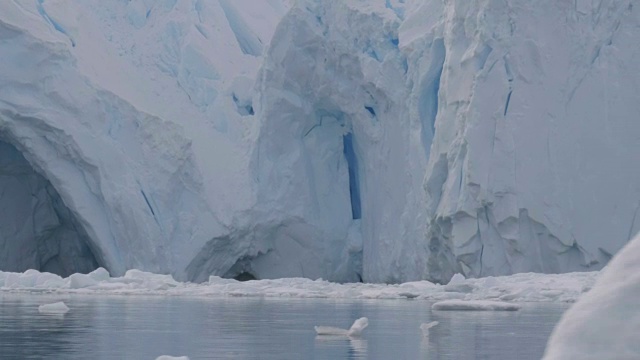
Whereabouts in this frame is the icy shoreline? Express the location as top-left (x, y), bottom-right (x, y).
top-left (0, 268), bottom-right (597, 303)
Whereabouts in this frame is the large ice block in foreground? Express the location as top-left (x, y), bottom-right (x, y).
top-left (543, 232), bottom-right (640, 359)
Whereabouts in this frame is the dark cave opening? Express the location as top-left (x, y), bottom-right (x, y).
top-left (233, 272), bottom-right (258, 282)
top-left (0, 140), bottom-right (100, 277)
top-left (343, 133), bottom-right (362, 220)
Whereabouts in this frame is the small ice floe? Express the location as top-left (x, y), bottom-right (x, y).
top-left (315, 317), bottom-right (369, 337)
top-left (399, 292), bottom-right (419, 299)
top-left (155, 356), bottom-right (189, 360)
top-left (38, 301), bottom-right (70, 314)
top-left (432, 300), bottom-right (521, 311)
top-left (420, 321), bottom-right (439, 337)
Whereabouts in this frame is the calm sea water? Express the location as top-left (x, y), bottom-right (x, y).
top-left (0, 293), bottom-right (567, 359)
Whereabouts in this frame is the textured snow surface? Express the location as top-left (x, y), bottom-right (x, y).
top-left (543, 233), bottom-right (640, 359)
top-left (432, 300), bottom-right (520, 311)
top-left (38, 301), bottom-right (70, 314)
top-left (0, 268), bottom-right (596, 303)
top-left (0, 0), bottom-right (639, 283)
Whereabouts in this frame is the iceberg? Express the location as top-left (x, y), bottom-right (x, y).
top-left (543, 232), bottom-right (640, 359)
top-left (432, 300), bottom-right (520, 312)
top-left (0, 0), bottom-right (638, 284)
top-left (420, 321), bottom-right (439, 337)
top-left (38, 301), bottom-right (70, 314)
top-left (315, 317), bottom-right (369, 337)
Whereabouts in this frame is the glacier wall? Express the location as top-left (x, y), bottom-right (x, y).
top-left (418, 0), bottom-right (640, 282)
top-left (253, 1), bottom-right (431, 283)
top-left (0, 0), bottom-right (639, 283)
top-left (0, 0), bottom-right (296, 281)
top-left (255, 0), bottom-right (640, 283)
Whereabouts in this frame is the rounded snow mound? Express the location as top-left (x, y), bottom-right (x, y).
top-left (543, 232), bottom-right (640, 359)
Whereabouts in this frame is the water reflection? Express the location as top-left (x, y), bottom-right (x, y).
top-left (314, 336), bottom-right (368, 359)
top-left (0, 294), bottom-right (568, 360)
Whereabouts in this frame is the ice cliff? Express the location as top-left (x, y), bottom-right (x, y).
top-left (0, 0), bottom-right (639, 283)
top-left (0, 0), bottom-right (292, 281)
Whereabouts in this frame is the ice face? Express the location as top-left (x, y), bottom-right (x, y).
top-left (255, 0), bottom-right (640, 283)
top-left (0, 0), bottom-right (294, 282)
top-left (1, 0), bottom-right (639, 284)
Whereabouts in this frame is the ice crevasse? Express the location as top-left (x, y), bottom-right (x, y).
top-left (0, 0), bottom-right (639, 284)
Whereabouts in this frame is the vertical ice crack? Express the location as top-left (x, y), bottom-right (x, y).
top-left (343, 133), bottom-right (361, 220)
top-left (503, 56), bottom-right (514, 117)
top-left (628, 201), bottom-right (640, 242)
top-left (419, 38), bottom-right (446, 159)
top-left (35, 0), bottom-right (76, 47)
top-left (503, 90), bottom-right (513, 116)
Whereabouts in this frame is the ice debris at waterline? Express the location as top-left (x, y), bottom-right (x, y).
top-left (155, 356), bottom-right (189, 360)
top-left (0, 268), bottom-right (598, 303)
top-left (38, 301), bottom-right (70, 314)
top-left (432, 300), bottom-right (521, 311)
top-left (315, 317), bottom-right (369, 337)
top-left (420, 322), bottom-right (439, 337)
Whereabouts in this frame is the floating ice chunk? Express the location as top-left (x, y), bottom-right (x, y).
top-left (448, 273), bottom-right (466, 285)
top-left (35, 272), bottom-right (65, 288)
top-left (38, 301), bottom-right (70, 314)
top-left (155, 356), bottom-right (189, 360)
top-left (208, 275), bottom-right (238, 285)
top-left (399, 292), bottom-right (419, 299)
top-left (125, 270), bottom-right (177, 283)
top-left (88, 267), bottom-right (110, 282)
top-left (314, 326), bottom-right (350, 336)
top-left (122, 270), bottom-right (179, 290)
top-left (315, 317), bottom-right (369, 337)
top-left (432, 300), bottom-right (520, 311)
top-left (68, 273), bottom-right (98, 289)
top-left (420, 321), bottom-right (439, 337)
top-left (444, 273), bottom-right (475, 293)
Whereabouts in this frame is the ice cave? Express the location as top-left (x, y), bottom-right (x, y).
top-left (0, 138), bottom-right (100, 277)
